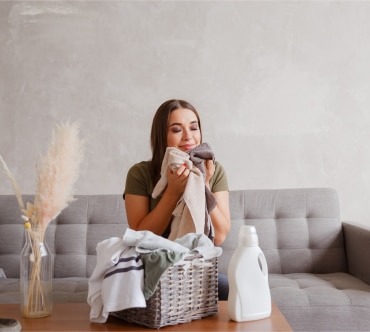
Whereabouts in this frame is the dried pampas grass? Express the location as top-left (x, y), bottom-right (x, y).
top-left (0, 122), bottom-right (84, 231)
top-left (34, 122), bottom-right (84, 228)
top-left (0, 154), bottom-right (25, 211)
top-left (1, 122), bottom-right (84, 318)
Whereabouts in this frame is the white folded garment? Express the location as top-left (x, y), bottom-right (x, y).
top-left (122, 230), bottom-right (222, 260)
top-left (87, 237), bottom-right (146, 323)
top-left (152, 147), bottom-right (193, 199)
top-left (123, 229), bottom-right (190, 254)
top-left (175, 233), bottom-right (223, 260)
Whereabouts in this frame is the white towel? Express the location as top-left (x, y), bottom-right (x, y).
top-left (152, 147), bottom-right (193, 199)
top-left (87, 237), bottom-right (146, 323)
top-left (175, 233), bottom-right (223, 260)
top-left (151, 147), bottom-right (207, 241)
top-left (169, 168), bottom-right (206, 240)
top-left (123, 228), bottom-right (189, 254)
top-left (122, 230), bottom-right (222, 261)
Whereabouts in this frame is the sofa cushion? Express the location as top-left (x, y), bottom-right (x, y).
top-left (0, 196), bottom-right (26, 278)
top-left (270, 273), bottom-right (370, 331)
top-left (51, 277), bottom-right (89, 303)
top-left (0, 195), bottom-right (128, 279)
top-left (0, 277), bottom-right (89, 304)
top-left (0, 278), bottom-right (19, 303)
top-left (220, 188), bottom-right (347, 274)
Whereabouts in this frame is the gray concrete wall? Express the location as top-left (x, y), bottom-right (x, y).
top-left (1, 1), bottom-right (370, 228)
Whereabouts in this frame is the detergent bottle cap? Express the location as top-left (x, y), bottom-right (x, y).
top-left (238, 225), bottom-right (259, 247)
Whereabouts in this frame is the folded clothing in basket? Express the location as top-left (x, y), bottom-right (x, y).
top-left (88, 229), bottom-right (222, 323)
top-left (124, 229), bottom-right (222, 300)
top-left (123, 229), bottom-right (222, 260)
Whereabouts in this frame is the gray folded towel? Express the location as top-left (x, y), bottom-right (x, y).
top-left (188, 142), bottom-right (215, 175)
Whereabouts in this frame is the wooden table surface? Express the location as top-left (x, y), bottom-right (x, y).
top-left (0, 301), bottom-right (292, 331)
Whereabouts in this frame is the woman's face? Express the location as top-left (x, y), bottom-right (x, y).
top-left (167, 108), bottom-right (201, 152)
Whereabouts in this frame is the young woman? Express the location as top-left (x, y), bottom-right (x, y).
top-left (123, 99), bottom-right (231, 299)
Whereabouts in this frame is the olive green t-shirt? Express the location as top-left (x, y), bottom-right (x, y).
top-left (124, 160), bottom-right (229, 211)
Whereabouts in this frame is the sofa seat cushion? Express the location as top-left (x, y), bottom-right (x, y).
top-left (0, 277), bottom-right (89, 304)
top-left (269, 273), bottom-right (370, 331)
top-left (0, 278), bottom-right (19, 304)
top-left (52, 277), bottom-right (89, 303)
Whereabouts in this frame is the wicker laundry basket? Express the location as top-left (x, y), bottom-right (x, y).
top-left (112, 256), bottom-right (218, 329)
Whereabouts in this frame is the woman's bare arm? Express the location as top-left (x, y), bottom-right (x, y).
top-left (125, 165), bottom-right (190, 235)
top-left (204, 160), bottom-right (231, 245)
top-left (210, 190), bottom-right (231, 245)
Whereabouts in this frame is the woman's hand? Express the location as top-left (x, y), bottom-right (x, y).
top-left (125, 163), bottom-right (191, 235)
top-left (166, 164), bottom-right (190, 197)
top-left (204, 159), bottom-right (215, 187)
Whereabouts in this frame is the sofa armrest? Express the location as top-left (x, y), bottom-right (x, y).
top-left (342, 222), bottom-right (370, 285)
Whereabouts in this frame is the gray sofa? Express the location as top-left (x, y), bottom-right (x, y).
top-left (1, 188), bottom-right (370, 331)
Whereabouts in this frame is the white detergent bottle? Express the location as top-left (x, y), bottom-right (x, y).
top-left (227, 225), bottom-right (271, 322)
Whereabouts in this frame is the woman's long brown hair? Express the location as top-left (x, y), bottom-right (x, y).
top-left (149, 99), bottom-right (202, 185)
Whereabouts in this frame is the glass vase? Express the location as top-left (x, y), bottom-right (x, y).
top-left (20, 227), bottom-right (53, 318)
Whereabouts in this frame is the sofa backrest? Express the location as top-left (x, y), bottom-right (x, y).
top-left (219, 188), bottom-right (348, 275)
top-left (0, 188), bottom-right (347, 278)
top-left (0, 195), bottom-right (127, 278)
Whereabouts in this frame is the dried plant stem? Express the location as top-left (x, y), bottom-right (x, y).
top-left (22, 228), bottom-right (50, 317)
top-left (0, 154), bottom-right (25, 211)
